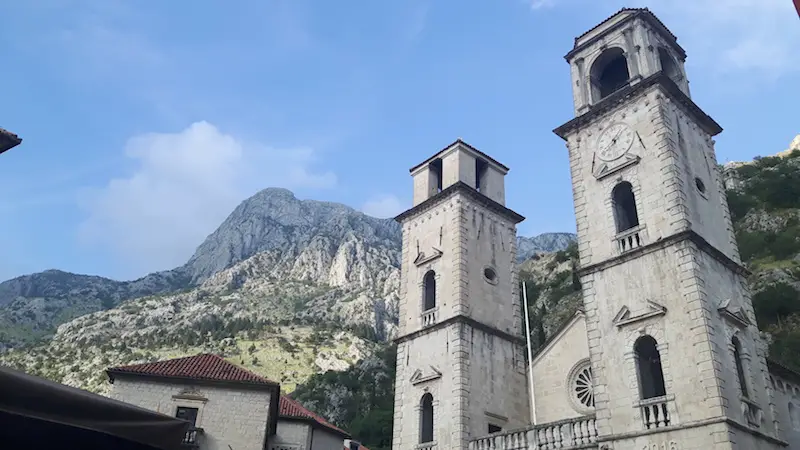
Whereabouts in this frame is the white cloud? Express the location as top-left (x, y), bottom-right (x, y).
top-left (531, 0), bottom-right (800, 79)
top-left (78, 121), bottom-right (336, 276)
top-left (529, 0), bottom-right (556, 9)
top-left (362, 195), bottom-right (405, 219)
top-left (645, 0), bottom-right (800, 79)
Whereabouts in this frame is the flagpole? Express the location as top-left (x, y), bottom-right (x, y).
top-left (522, 281), bottom-right (537, 425)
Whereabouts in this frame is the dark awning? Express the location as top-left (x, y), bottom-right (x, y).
top-left (0, 127), bottom-right (21, 154)
top-left (0, 365), bottom-right (190, 450)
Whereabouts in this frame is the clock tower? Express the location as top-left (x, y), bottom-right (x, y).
top-left (553, 8), bottom-right (786, 450)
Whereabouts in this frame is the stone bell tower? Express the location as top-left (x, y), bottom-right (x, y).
top-left (553, 8), bottom-right (786, 450)
top-left (391, 139), bottom-right (529, 450)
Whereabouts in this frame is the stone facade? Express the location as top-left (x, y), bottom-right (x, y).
top-left (109, 377), bottom-right (273, 450)
top-left (549, 7), bottom-right (790, 450)
top-left (393, 141), bottom-right (529, 450)
top-left (412, 8), bottom-right (800, 450)
top-left (529, 312), bottom-right (591, 425)
top-left (271, 419), bottom-right (346, 450)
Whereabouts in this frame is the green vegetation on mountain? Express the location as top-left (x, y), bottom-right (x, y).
top-left (726, 150), bottom-right (800, 371)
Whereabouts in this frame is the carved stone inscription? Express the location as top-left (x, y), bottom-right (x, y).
top-left (642, 441), bottom-right (678, 450)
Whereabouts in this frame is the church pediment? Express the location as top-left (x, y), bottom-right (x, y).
top-left (613, 300), bottom-right (667, 328)
top-left (414, 248), bottom-right (443, 266)
top-left (593, 153), bottom-right (640, 180)
top-left (410, 366), bottom-right (442, 385)
top-left (717, 298), bottom-right (751, 328)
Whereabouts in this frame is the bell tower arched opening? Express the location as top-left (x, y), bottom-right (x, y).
top-left (590, 48), bottom-right (630, 102)
top-left (658, 47), bottom-right (681, 84)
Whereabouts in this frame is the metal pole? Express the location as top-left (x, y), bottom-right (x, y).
top-left (522, 281), bottom-right (537, 425)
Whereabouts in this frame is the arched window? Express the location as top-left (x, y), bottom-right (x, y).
top-left (612, 182), bottom-right (640, 233)
top-left (423, 271), bottom-right (436, 311)
top-left (634, 335), bottom-right (667, 400)
top-left (658, 48), bottom-right (681, 83)
top-left (590, 48), bottom-right (631, 101)
top-left (789, 402), bottom-right (800, 430)
top-left (420, 393), bottom-right (434, 444)
top-left (732, 336), bottom-right (749, 398)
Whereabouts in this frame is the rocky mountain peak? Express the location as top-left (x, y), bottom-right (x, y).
top-left (180, 187), bottom-right (402, 283)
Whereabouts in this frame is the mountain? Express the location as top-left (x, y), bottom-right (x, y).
top-left (0, 269), bottom-right (187, 348)
top-left (516, 232), bottom-right (577, 261)
top-left (179, 188), bottom-right (402, 284)
top-left (0, 186), bottom-right (579, 450)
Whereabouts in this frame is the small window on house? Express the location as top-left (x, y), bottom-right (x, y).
top-left (695, 177), bottom-right (706, 194)
top-left (423, 270), bottom-right (436, 311)
top-left (488, 424), bottom-right (502, 434)
top-left (176, 406), bottom-right (199, 427)
top-left (634, 335), bottom-right (667, 400)
top-left (420, 393), bottom-right (434, 444)
top-left (732, 336), bottom-right (748, 398)
top-left (430, 159), bottom-right (443, 193)
top-left (612, 182), bottom-right (640, 233)
top-left (475, 158), bottom-right (489, 193)
top-left (590, 47), bottom-right (631, 101)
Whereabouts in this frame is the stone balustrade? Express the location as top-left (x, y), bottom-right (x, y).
top-left (469, 416), bottom-right (597, 450)
top-left (741, 397), bottom-right (763, 428)
top-left (638, 396), bottom-right (672, 430)
top-left (616, 226), bottom-right (643, 253)
top-left (421, 308), bottom-right (438, 327)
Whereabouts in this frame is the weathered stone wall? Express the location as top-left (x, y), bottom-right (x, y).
top-left (271, 420), bottom-right (311, 450)
top-left (530, 315), bottom-right (591, 424)
top-left (310, 427), bottom-right (345, 450)
top-left (458, 193), bottom-right (521, 336)
top-left (392, 323), bottom-right (529, 450)
top-left (109, 378), bottom-right (272, 450)
top-left (769, 373), bottom-right (800, 449)
top-left (392, 327), bottom-right (454, 449)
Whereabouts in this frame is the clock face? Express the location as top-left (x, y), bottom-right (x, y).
top-left (596, 123), bottom-right (635, 162)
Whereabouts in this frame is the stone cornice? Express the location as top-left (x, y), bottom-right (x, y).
top-left (553, 73), bottom-right (722, 140)
top-left (577, 230), bottom-right (749, 278)
top-left (392, 314), bottom-right (525, 346)
top-left (565, 8), bottom-right (686, 62)
top-left (394, 181), bottom-right (525, 224)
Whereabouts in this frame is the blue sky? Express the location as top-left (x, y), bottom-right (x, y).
top-left (0, 0), bottom-right (798, 281)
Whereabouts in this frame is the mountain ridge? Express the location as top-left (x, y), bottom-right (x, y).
top-left (0, 187), bottom-right (575, 349)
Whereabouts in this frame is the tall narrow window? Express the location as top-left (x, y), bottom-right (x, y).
top-left (789, 402), bottom-right (800, 430)
top-left (430, 159), bottom-right (443, 193)
top-left (420, 393), bottom-right (434, 444)
top-left (732, 336), bottom-right (748, 398)
top-left (658, 47), bottom-right (681, 83)
top-left (612, 182), bottom-right (640, 233)
top-left (475, 158), bottom-right (489, 193)
top-left (423, 271), bottom-right (436, 311)
top-left (634, 335), bottom-right (667, 399)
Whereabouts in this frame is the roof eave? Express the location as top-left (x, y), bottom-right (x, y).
top-left (106, 369), bottom-right (280, 391)
top-left (279, 415), bottom-right (351, 438)
top-left (408, 138), bottom-right (510, 174)
top-left (564, 8), bottom-right (686, 63)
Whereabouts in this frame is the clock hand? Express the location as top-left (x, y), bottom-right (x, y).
top-left (611, 128), bottom-right (623, 143)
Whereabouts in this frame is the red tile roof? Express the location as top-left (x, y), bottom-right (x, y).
top-left (280, 395), bottom-right (348, 437)
top-left (107, 353), bottom-right (279, 387)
